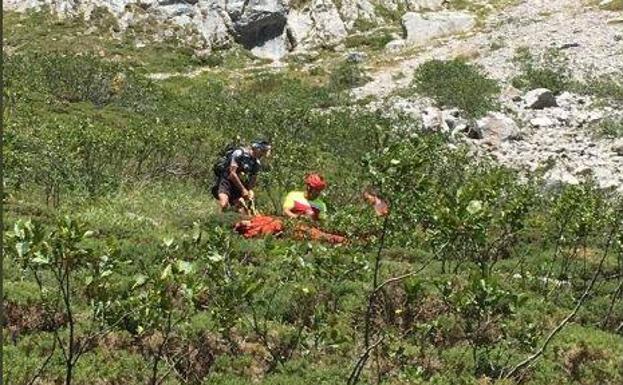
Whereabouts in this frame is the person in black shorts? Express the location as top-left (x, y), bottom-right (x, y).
top-left (212, 140), bottom-right (271, 212)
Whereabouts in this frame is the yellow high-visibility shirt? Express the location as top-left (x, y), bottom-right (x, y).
top-left (282, 191), bottom-right (327, 220)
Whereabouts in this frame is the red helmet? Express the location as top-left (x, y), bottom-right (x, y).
top-left (305, 173), bottom-right (327, 190)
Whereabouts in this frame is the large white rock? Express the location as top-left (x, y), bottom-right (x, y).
top-left (339, 0), bottom-right (379, 30)
top-left (544, 167), bottom-right (580, 189)
top-left (401, 11), bottom-right (476, 46)
top-left (612, 139), bottom-right (623, 156)
top-left (523, 88), bottom-right (557, 109)
top-left (475, 112), bottom-right (520, 143)
top-left (593, 168), bottom-right (619, 190)
top-left (421, 106), bottom-right (450, 133)
top-left (309, 0), bottom-right (348, 47)
top-left (286, 9), bottom-right (314, 50)
top-left (251, 30), bottom-right (289, 59)
top-left (194, 2), bottom-right (234, 50)
top-left (530, 116), bottom-right (556, 128)
top-left (406, 0), bottom-right (445, 11)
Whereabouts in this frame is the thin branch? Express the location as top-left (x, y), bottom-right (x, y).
top-left (74, 308), bottom-right (140, 364)
top-left (347, 336), bottom-right (385, 385)
top-left (159, 351), bottom-right (187, 385)
top-left (26, 338), bottom-right (58, 385)
top-left (364, 215), bottom-right (390, 348)
top-left (372, 260), bottom-right (432, 296)
top-left (503, 227), bottom-right (616, 380)
top-left (602, 277), bottom-right (623, 328)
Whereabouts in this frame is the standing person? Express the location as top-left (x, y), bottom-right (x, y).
top-left (282, 173), bottom-right (328, 221)
top-left (212, 139), bottom-right (271, 213)
top-left (362, 187), bottom-right (389, 217)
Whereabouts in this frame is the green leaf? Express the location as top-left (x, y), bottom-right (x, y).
top-left (176, 260), bottom-right (193, 275)
top-left (15, 242), bottom-right (30, 258)
top-left (161, 263), bottom-right (172, 280)
top-left (132, 274), bottom-right (148, 289)
top-left (467, 200), bottom-right (483, 215)
top-left (163, 237), bottom-right (174, 248)
top-left (31, 254), bottom-right (50, 265)
top-left (208, 253), bottom-right (224, 262)
top-left (100, 270), bottom-right (113, 278)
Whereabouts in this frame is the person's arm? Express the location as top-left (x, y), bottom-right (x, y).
top-left (283, 192), bottom-right (300, 218)
top-left (283, 207), bottom-right (299, 219)
top-left (227, 151), bottom-right (249, 198)
top-left (227, 166), bottom-right (248, 197)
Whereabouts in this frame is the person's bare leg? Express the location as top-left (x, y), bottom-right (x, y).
top-left (218, 193), bottom-right (230, 212)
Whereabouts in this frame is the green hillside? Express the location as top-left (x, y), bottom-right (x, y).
top-left (3, 8), bottom-right (623, 385)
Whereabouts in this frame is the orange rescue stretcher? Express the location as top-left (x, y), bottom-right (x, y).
top-left (233, 214), bottom-right (347, 245)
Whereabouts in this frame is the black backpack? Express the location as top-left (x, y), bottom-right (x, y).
top-left (212, 144), bottom-right (239, 177)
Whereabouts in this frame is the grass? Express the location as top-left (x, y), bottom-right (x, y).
top-left (344, 31), bottom-right (394, 51)
top-left (574, 73), bottom-right (623, 104)
top-left (2, 9), bottom-right (256, 74)
top-left (595, 118), bottom-right (623, 138)
top-left (448, 0), bottom-right (521, 24)
top-left (598, 0), bottom-right (623, 11)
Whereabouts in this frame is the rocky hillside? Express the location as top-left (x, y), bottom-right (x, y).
top-left (4, 0), bottom-right (483, 59)
top-left (6, 0), bottom-right (623, 192)
top-left (355, 0), bottom-right (623, 192)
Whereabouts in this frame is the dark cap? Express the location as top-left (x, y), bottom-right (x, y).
top-left (251, 139), bottom-right (272, 150)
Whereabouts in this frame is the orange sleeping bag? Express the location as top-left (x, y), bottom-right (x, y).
top-left (294, 224), bottom-right (347, 245)
top-left (233, 216), bottom-right (347, 244)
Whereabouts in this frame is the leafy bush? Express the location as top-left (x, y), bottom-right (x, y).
top-left (4, 51), bottom-right (157, 110)
top-left (344, 32), bottom-right (393, 51)
top-left (328, 61), bottom-right (371, 91)
top-left (512, 67), bottom-right (570, 94)
top-left (596, 119), bottom-right (623, 138)
top-left (574, 73), bottom-right (623, 103)
top-left (411, 59), bottom-right (500, 118)
top-left (511, 48), bottom-right (571, 94)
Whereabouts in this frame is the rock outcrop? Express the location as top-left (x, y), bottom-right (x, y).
top-left (402, 11), bottom-right (476, 46)
top-left (5, 0), bottom-right (470, 59)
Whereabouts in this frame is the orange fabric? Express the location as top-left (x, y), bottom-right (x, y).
top-left (294, 224), bottom-right (347, 245)
top-left (234, 215), bottom-right (284, 238)
top-left (233, 216), bottom-right (346, 245)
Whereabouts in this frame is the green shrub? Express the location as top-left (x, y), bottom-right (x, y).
top-left (3, 51), bottom-right (156, 110)
top-left (512, 66), bottom-right (570, 94)
top-left (328, 61), bottom-right (371, 91)
top-left (344, 32), bottom-right (393, 51)
top-left (198, 52), bottom-right (225, 67)
top-left (596, 119), bottom-right (623, 138)
top-left (574, 73), bottom-right (623, 103)
top-left (600, 0), bottom-right (623, 11)
top-left (412, 58), bottom-right (500, 117)
top-left (511, 48), bottom-right (571, 94)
